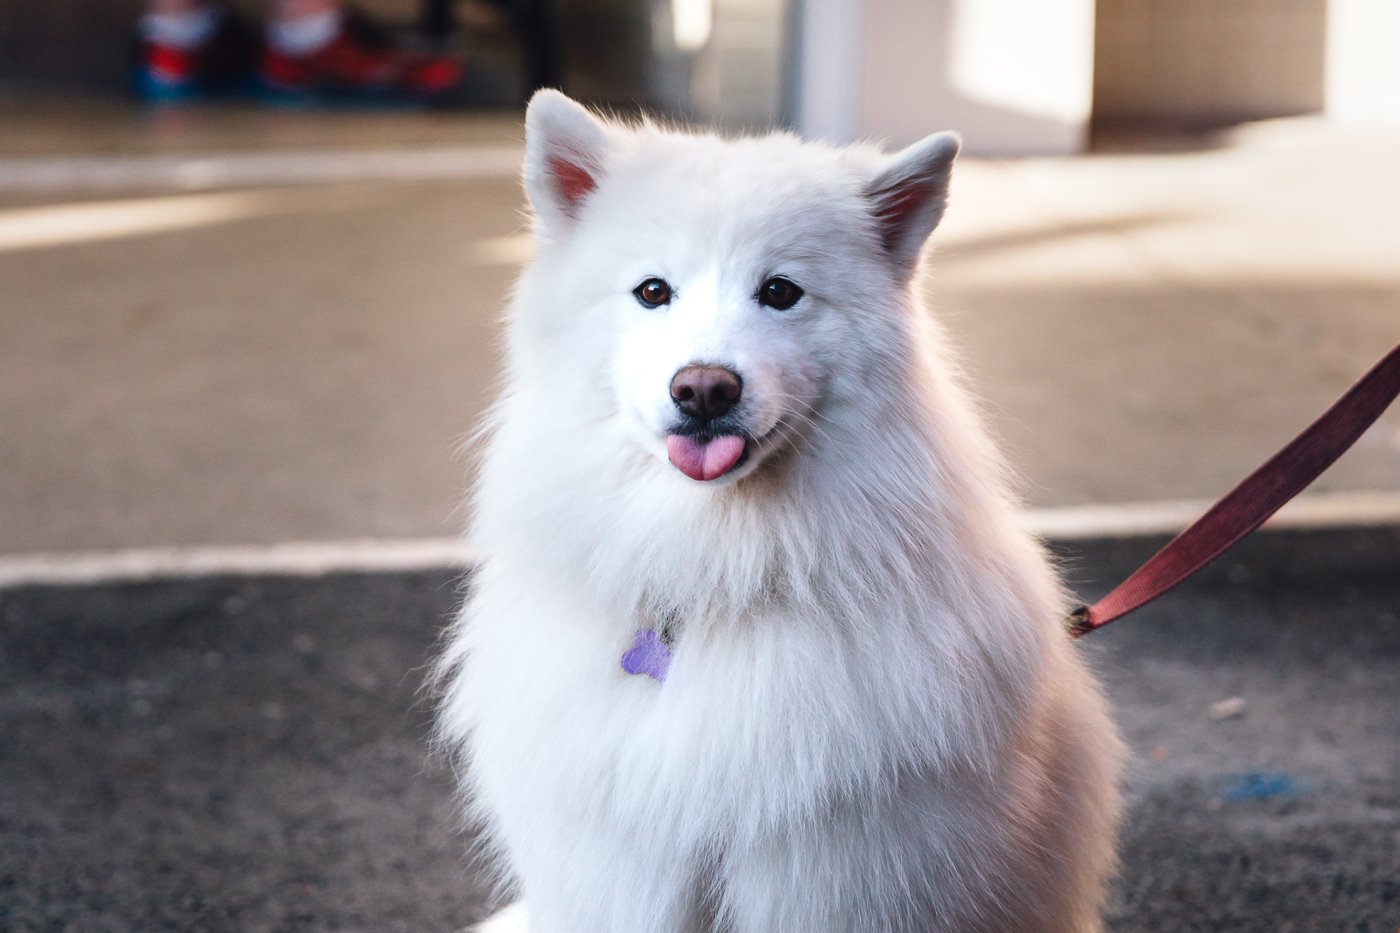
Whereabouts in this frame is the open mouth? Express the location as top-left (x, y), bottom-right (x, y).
top-left (665, 433), bottom-right (749, 482)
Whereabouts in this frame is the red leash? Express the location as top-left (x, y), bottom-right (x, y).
top-left (1068, 341), bottom-right (1400, 638)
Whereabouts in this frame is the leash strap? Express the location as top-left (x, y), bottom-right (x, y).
top-left (1068, 341), bottom-right (1400, 638)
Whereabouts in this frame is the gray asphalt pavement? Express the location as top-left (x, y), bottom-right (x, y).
top-left (3, 527), bottom-right (1398, 931)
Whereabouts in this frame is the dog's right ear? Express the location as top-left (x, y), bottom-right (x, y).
top-left (523, 90), bottom-right (612, 230)
top-left (863, 131), bottom-right (961, 273)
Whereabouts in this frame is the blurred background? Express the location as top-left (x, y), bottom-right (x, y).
top-left (2, 0), bottom-right (1398, 556)
top-left (2, 1), bottom-right (1398, 930)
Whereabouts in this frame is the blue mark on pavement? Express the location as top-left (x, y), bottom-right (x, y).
top-left (1220, 771), bottom-right (1303, 802)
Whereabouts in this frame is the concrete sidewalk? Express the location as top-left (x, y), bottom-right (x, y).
top-left (2, 99), bottom-right (1398, 557)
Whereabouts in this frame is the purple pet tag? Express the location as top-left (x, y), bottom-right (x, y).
top-left (621, 628), bottom-right (671, 682)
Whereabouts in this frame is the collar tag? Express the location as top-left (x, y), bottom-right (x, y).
top-left (621, 628), bottom-right (671, 682)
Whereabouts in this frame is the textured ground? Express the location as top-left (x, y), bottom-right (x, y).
top-left (2, 528), bottom-right (1397, 931)
top-left (2, 104), bottom-right (1398, 554)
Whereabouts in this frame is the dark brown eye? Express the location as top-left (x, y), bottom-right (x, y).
top-left (758, 276), bottom-right (803, 310)
top-left (633, 277), bottom-right (672, 308)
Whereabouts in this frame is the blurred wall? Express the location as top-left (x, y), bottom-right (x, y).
top-left (556, 0), bottom-right (656, 106)
top-left (790, 0), bottom-right (1096, 155)
top-left (0, 0), bottom-right (141, 91)
top-left (8, 0), bottom-right (1397, 135)
top-left (687, 0), bottom-right (786, 131)
top-left (1094, 0), bottom-right (1327, 127)
top-left (1327, 0), bottom-right (1400, 126)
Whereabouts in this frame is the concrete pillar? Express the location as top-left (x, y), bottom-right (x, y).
top-left (791, 0), bottom-right (1096, 154)
top-left (1327, 0), bottom-right (1400, 126)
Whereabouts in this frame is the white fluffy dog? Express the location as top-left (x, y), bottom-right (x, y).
top-left (436, 90), bottom-right (1123, 933)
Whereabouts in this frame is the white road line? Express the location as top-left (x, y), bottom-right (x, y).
top-left (0, 145), bottom-right (523, 193)
top-left (0, 537), bottom-right (473, 589)
top-left (1018, 489), bottom-right (1400, 541)
top-left (0, 489), bottom-right (1397, 590)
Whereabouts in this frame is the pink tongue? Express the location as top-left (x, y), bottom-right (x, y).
top-left (666, 434), bottom-right (746, 481)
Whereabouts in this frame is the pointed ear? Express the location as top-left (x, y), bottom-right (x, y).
top-left (523, 90), bottom-right (612, 228)
top-left (863, 131), bottom-right (961, 270)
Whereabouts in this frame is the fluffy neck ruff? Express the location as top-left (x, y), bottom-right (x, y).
top-left (461, 293), bottom-right (1068, 775)
top-left (471, 305), bottom-right (1058, 669)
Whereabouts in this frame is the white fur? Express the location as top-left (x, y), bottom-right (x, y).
top-left (436, 90), bottom-right (1123, 933)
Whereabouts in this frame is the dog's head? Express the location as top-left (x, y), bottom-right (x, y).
top-left (513, 90), bottom-right (959, 486)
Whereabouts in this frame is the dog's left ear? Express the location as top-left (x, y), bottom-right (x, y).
top-left (523, 89), bottom-right (613, 230)
top-left (863, 132), bottom-right (961, 271)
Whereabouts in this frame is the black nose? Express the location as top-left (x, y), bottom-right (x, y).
top-left (670, 365), bottom-right (742, 422)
